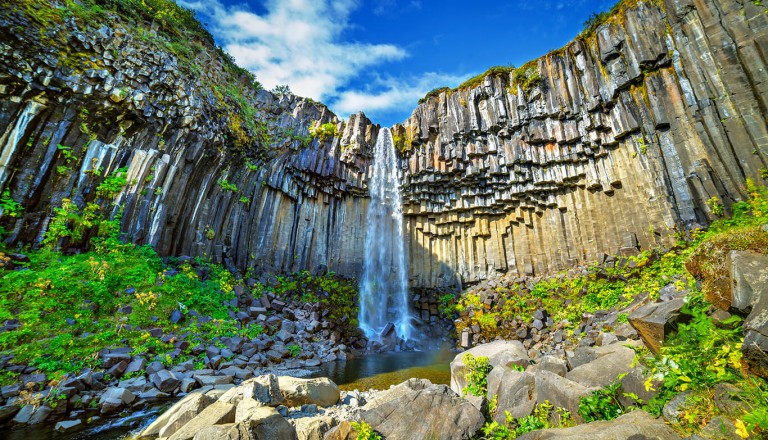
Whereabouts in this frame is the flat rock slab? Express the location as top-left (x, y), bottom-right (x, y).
top-left (517, 410), bottom-right (681, 439)
top-left (565, 343), bottom-right (636, 388)
top-left (361, 380), bottom-right (484, 440)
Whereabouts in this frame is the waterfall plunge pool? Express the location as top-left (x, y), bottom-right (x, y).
top-left (310, 347), bottom-right (454, 391)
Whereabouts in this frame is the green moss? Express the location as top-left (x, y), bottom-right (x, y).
top-left (418, 86), bottom-right (451, 104)
top-left (455, 66), bottom-right (515, 91)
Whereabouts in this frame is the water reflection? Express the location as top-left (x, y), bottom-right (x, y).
top-left (311, 347), bottom-right (455, 390)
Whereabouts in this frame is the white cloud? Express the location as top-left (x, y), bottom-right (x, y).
top-left (180, 0), bottom-right (407, 101)
top-left (331, 72), bottom-right (470, 120)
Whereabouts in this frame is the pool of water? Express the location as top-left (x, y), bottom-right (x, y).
top-left (311, 347), bottom-right (455, 391)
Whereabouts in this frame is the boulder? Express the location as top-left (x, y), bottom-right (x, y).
top-left (619, 367), bottom-right (660, 407)
top-left (243, 374), bottom-right (283, 406)
top-left (728, 251), bottom-right (768, 311)
top-left (533, 371), bottom-right (594, 422)
top-left (361, 380), bottom-right (484, 440)
top-left (140, 391), bottom-right (217, 438)
top-left (565, 343), bottom-right (636, 388)
top-left (151, 369), bottom-right (181, 393)
top-left (54, 419), bottom-right (84, 433)
top-left (277, 377), bottom-right (339, 407)
top-left (0, 404), bottom-right (20, 424)
top-left (323, 421), bottom-right (359, 440)
top-left (732, 251), bottom-right (768, 378)
top-left (565, 347), bottom-right (597, 370)
top-left (450, 340), bottom-right (530, 395)
top-left (167, 401), bottom-right (236, 440)
top-left (629, 298), bottom-right (685, 353)
top-left (526, 356), bottom-right (567, 377)
top-left (99, 387), bottom-right (136, 414)
top-left (516, 410), bottom-right (680, 439)
top-left (239, 406), bottom-right (295, 439)
top-left (293, 415), bottom-right (336, 440)
top-left (487, 366), bottom-right (536, 423)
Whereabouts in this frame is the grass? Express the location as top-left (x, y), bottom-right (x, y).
top-left (0, 239), bottom-right (239, 376)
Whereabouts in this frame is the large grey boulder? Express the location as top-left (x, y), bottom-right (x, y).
top-left (527, 355), bottom-right (567, 377)
top-left (277, 377), bottom-right (339, 407)
top-left (730, 251), bottom-right (768, 378)
top-left (516, 410), bottom-right (680, 439)
top-left (361, 379), bottom-right (484, 440)
top-left (219, 375), bottom-right (283, 406)
top-left (450, 340), bottom-right (530, 395)
top-left (139, 391), bottom-right (216, 438)
top-left (99, 387), bottom-right (136, 415)
top-left (167, 401), bottom-right (237, 440)
top-left (151, 369), bottom-right (181, 393)
top-left (629, 298), bottom-right (685, 353)
top-left (565, 343), bottom-right (636, 388)
top-left (293, 415), bottom-right (336, 440)
top-left (534, 371), bottom-right (595, 422)
top-left (487, 366), bottom-right (536, 423)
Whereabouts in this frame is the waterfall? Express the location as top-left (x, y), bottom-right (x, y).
top-left (358, 128), bottom-right (413, 341)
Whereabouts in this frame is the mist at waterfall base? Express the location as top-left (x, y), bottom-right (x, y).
top-left (357, 128), bottom-right (416, 349)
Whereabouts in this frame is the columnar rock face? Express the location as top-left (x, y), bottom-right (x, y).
top-left (0, 0), bottom-right (766, 289)
top-left (397, 0), bottom-right (768, 287)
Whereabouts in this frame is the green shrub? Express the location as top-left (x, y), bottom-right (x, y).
top-left (0, 189), bottom-right (23, 218)
top-left (350, 421), bottom-right (382, 440)
top-left (462, 353), bottom-right (492, 397)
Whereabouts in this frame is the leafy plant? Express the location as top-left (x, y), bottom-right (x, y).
top-left (350, 421), bottom-right (382, 440)
top-left (287, 344), bottom-right (301, 357)
top-left (462, 353), bottom-right (492, 397)
top-left (96, 167), bottom-right (129, 199)
top-left (309, 121), bottom-right (338, 142)
top-left (0, 189), bottom-right (23, 218)
top-left (217, 178), bottom-right (238, 192)
top-left (707, 196), bottom-right (724, 217)
top-left (578, 377), bottom-right (632, 422)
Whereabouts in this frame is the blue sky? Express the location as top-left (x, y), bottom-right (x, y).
top-left (181, 0), bottom-right (616, 126)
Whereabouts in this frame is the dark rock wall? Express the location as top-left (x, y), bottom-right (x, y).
top-left (397, 0), bottom-right (767, 287)
top-left (0, 0), bottom-right (766, 288)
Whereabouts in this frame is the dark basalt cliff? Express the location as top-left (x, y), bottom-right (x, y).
top-left (0, 0), bottom-right (766, 289)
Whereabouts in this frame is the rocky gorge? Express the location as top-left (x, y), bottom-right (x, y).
top-left (1, 0), bottom-right (768, 438)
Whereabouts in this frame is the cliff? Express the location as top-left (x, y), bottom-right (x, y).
top-left (0, 0), bottom-right (766, 289)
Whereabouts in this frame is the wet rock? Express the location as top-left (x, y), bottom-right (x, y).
top-left (54, 419), bottom-right (84, 433)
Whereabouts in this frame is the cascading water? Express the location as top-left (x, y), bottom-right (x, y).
top-left (358, 127), bottom-right (413, 342)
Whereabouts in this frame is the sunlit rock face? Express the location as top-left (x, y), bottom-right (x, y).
top-left (0, 0), bottom-right (766, 289)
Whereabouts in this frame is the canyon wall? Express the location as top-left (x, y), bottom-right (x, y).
top-left (0, 0), bottom-right (766, 289)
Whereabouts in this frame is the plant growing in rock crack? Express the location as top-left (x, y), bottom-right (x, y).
top-left (462, 353), bottom-right (492, 397)
top-left (287, 344), bottom-right (301, 357)
top-left (578, 376), bottom-right (633, 422)
top-left (350, 421), bottom-right (382, 440)
top-left (0, 189), bottom-right (23, 218)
